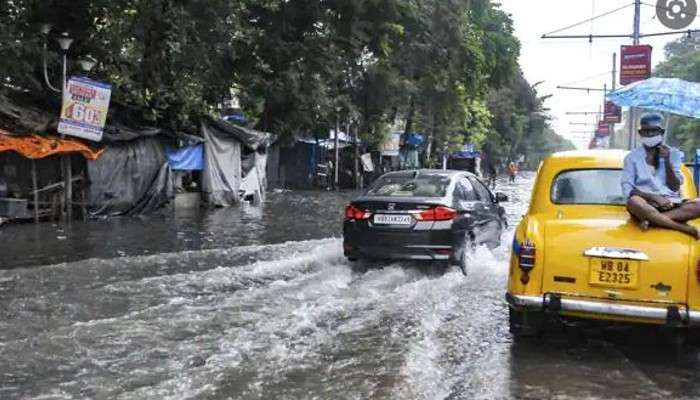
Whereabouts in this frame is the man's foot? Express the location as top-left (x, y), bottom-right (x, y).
top-left (692, 226), bottom-right (700, 240)
top-left (681, 224), bottom-right (700, 240)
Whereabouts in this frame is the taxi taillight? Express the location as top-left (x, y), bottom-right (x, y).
top-left (519, 240), bottom-right (536, 273)
top-left (696, 258), bottom-right (700, 283)
top-left (345, 205), bottom-right (371, 221)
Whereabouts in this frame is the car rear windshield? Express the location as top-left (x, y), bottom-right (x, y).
top-left (551, 169), bottom-right (625, 205)
top-left (366, 173), bottom-right (451, 198)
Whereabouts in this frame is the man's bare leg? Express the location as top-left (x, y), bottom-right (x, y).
top-left (663, 199), bottom-right (700, 223)
top-left (627, 196), bottom-right (700, 239)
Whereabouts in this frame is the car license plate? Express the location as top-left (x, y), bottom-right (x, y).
top-left (589, 258), bottom-right (639, 289)
top-left (373, 214), bottom-right (413, 225)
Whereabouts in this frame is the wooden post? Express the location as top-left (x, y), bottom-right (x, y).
top-left (81, 176), bottom-right (87, 221)
top-left (353, 124), bottom-right (360, 191)
top-left (31, 159), bottom-right (39, 223)
top-left (65, 155), bottom-right (72, 220)
top-left (334, 113), bottom-right (340, 191)
top-left (59, 158), bottom-right (66, 221)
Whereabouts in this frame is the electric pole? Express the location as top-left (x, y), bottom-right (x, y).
top-left (628, 0), bottom-right (642, 150)
top-left (611, 52), bottom-right (617, 148)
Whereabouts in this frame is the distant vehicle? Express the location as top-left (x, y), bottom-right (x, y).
top-left (507, 150), bottom-right (700, 337)
top-left (343, 170), bottom-right (508, 272)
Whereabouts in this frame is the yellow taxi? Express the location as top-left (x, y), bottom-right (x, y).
top-left (506, 150), bottom-right (700, 336)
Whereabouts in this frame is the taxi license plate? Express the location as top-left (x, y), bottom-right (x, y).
top-left (589, 258), bottom-right (639, 289)
top-left (373, 214), bottom-right (413, 225)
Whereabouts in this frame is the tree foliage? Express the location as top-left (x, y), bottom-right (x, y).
top-left (0, 0), bottom-right (570, 163)
top-left (486, 71), bottom-right (574, 168)
top-left (654, 33), bottom-right (700, 157)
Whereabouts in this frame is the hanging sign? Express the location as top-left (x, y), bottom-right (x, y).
top-left (620, 45), bottom-right (653, 86)
top-left (604, 101), bottom-right (622, 124)
top-left (58, 77), bottom-right (112, 142)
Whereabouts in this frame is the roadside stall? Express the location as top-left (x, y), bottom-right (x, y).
top-left (0, 129), bottom-right (103, 222)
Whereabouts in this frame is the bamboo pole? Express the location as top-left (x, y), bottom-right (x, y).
top-left (334, 113), bottom-right (340, 191)
top-left (353, 124), bottom-right (360, 191)
top-left (65, 155), bottom-right (72, 220)
top-left (31, 159), bottom-right (39, 223)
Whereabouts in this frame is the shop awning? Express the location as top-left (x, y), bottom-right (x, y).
top-left (0, 129), bottom-right (104, 160)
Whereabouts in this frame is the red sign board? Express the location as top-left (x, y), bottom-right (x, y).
top-left (620, 45), bottom-right (652, 85)
top-left (604, 101), bottom-right (621, 123)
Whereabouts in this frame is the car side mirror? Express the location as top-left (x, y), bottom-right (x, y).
top-left (495, 192), bottom-right (509, 203)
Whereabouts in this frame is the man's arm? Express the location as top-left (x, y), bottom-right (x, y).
top-left (661, 146), bottom-right (683, 192)
top-left (621, 155), bottom-right (635, 199)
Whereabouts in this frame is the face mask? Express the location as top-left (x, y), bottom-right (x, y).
top-left (640, 135), bottom-right (663, 148)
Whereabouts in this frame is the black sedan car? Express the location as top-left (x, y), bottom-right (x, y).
top-left (343, 170), bottom-right (507, 270)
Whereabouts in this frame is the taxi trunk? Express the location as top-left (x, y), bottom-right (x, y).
top-left (542, 213), bottom-right (691, 309)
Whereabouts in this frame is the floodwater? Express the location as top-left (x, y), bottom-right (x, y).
top-left (1, 173), bottom-right (700, 399)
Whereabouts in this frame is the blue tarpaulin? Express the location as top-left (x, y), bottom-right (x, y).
top-left (405, 133), bottom-right (425, 147)
top-left (167, 144), bottom-right (204, 171)
top-left (607, 77), bottom-right (700, 119)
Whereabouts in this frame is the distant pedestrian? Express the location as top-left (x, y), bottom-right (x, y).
top-left (481, 155), bottom-right (498, 189)
top-left (507, 161), bottom-right (518, 183)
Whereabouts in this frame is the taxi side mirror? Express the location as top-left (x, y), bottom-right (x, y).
top-left (495, 192), bottom-right (509, 203)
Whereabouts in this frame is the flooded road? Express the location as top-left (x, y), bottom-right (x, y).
top-left (1, 173), bottom-right (700, 399)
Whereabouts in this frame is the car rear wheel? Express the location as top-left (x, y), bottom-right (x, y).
top-left (452, 234), bottom-right (475, 276)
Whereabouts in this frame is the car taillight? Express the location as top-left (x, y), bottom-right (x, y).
top-left (696, 258), bottom-right (700, 283)
top-left (414, 206), bottom-right (457, 221)
top-left (345, 205), bottom-right (371, 221)
top-left (518, 239), bottom-right (536, 273)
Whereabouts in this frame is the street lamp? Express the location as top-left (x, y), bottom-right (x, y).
top-left (77, 56), bottom-right (97, 73)
top-left (41, 25), bottom-right (59, 93)
top-left (39, 28), bottom-right (96, 221)
top-left (56, 32), bottom-right (73, 95)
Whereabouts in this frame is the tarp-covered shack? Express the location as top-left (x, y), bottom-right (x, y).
top-left (0, 89), bottom-right (275, 220)
top-left (202, 118), bottom-right (274, 206)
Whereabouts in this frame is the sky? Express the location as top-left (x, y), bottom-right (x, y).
top-left (497, 0), bottom-right (700, 149)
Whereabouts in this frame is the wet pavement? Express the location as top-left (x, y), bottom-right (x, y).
top-left (1, 173), bottom-right (700, 399)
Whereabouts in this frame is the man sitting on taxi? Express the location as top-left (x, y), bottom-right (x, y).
top-left (622, 113), bottom-right (700, 239)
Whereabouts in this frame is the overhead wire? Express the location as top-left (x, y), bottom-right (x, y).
top-left (543, 2), bottom-right (636, 37)
top-left (560, 71), bottom-right (613, 86)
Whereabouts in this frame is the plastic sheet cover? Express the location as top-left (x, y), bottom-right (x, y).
top-left (166, 144), bottom-right (204, 171)
top-left (240, 151), bottom-right (268, 203)
top-left (202, 123), bottom-right (242, 206)
top-left (0, 130), bottom-right (104, 160)
top-left (87, 137), bottom-right (173, 216)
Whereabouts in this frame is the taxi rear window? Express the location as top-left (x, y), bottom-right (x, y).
top-left (551, 169), bottom-right (625, 205)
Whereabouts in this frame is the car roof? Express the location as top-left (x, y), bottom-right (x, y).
top-left (380, 169), bottom-right (473, 179)
top-left (543, 149), bottom-right (628, 170)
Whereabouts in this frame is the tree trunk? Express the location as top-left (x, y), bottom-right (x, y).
top-left (404, 97), bottom-right (415, 135)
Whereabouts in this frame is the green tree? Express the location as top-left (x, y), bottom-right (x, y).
top-left (654, 33), bottom-right (700, 157)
